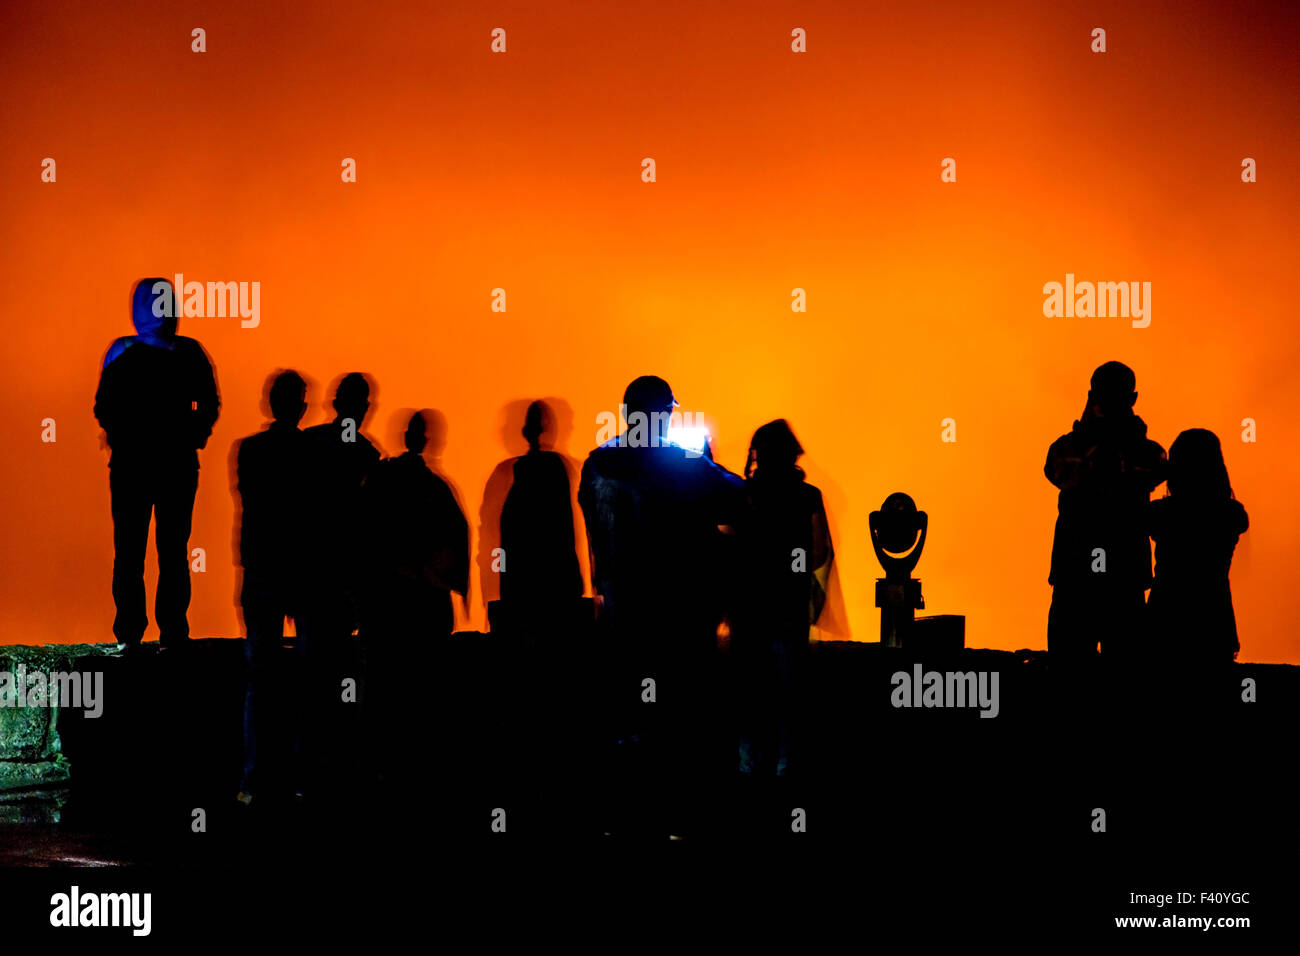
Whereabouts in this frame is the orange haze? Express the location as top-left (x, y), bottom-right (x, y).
top-left (2, 1), bottom-right (1298, 661)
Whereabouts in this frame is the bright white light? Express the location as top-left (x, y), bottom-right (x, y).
top-left (667, 425), bottom-right (709, 454)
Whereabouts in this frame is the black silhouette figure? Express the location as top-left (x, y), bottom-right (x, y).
top-left (298, 372), bottom-right (381, 644)
top-left (294, 372), bottom-right (380, 796)
top-left (362, 411), bottom-right (469, 639)
top-left (1045, 361), bottom-right (1166, 660)
top-left (731, 420), bottom-right (832, 777)
top-left (1147, 429), bottom-right (1249, 664)
top-left (499, 401), bottom-right (583, 604)
top-left (360, 411), bottom-right (468, 781)
top-left (93, 277), bottom-right (220, 646)
top-left (235, 370), bottom-right (310, 802)
top-left (578, 375), bottom-right (744, 836)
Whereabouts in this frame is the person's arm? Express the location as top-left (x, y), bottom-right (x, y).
top-left (1145, 497), bottom-right (1161, 543)
top-left (811, 491), bottom-right (832, 573)
top-left (450, 495), bottom-right (470, 600)
top-left (704, 458), bottom-right (745, 528)
top-left (423, 480), bottom-right (471, 599)
top-left (1045, 435), bottom-right (1085, 490)
top-left (577, 456), bottom-right (610, 615)
top-left (189, 341), bottom-right (220, 450)
top-left (93, 362), bottom-right (116, 446)
top-left (1233, 500), bottom-right (1249, 536)
top-left (234, 437), bottom-right (248, 500)
top-left (1131, 439), bottom-right (1168, 494)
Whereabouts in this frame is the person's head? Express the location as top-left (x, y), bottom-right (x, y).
top-left (1167, 428), bottom-right (1233, 500)
top-left (404, 411), bottom-right (428, 455)
top-left (131, 277), bottom-right (178, 343)
top-left (746, 419), bottom-right (804, 479)
top-left (522, 400), bottom-right (551, 452)
top-left (332, 372), bottom-right (370, 423)
top-left (623, 375), bottom-right (677, 444)
top-left (1086, 361), bottom-right (1137, 420)
top-left (268, 370), bottom-right (307, 425)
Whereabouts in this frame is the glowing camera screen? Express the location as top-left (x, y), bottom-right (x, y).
top-left (666, 425), bottom-right (710, 454)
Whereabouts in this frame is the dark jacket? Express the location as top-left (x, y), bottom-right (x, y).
top-left (301, 420), bottom-right (381, 589)
top-left (732, 471), bottom-right (831, 642)
top-left (1045, 412), bottom-right (1166, 589)
top-left (94, 336), bottom-right (219, 468)
top-left (1148, 495), bottom-right (1249, 659)
top-left (236, 421), bottom-right (308, 582)
top-left (578, 439), bottom-right (744, 636)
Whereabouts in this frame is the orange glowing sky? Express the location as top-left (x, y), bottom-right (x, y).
top-left (2, 1), bottom-right (1297, 661)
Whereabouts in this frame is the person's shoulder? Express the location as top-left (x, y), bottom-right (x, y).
top-left (240, 428), bottom-right (271, 451)
top-left (1048, 428), bottom-right (1080, 450)
top-left (367, 453), bottom-right (400, 476)
top-left (301, 423), bottom-right (338, 454)
top-left (801, 481), bottom-right (825, 508)
top-left (101, 336), bottom-right (137, 369)
top-left (583, 440), bottom-right (621, 469)
top-left (692, 453), bottom-right (743, 485)
top-left (174, 335), bottom-right (211, 358)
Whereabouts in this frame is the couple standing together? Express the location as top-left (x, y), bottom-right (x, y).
top-left (1045, 361), bottom-right (1249, 665)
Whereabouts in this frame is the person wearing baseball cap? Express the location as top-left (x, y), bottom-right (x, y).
top-left (578, 374), bottom-right (743, 839)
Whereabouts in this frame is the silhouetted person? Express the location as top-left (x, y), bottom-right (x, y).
top-left (360, 411), bottom-right (468, 781)
top-left (1045, 362), bottom-right (1166, 661)
top-left (1148, 429), bottom-right (1248, 665)
top-left (500, 401), bottom-right (582, 604)
top-left (234, 371), bottom-right (310, 804)
top-left (578, 375), bottom-right (744, 836)
top-left (731, 420), bottom-right (832, 778)
top-left (297, 372), bottom-right (380, 796)
top-left (299, 373), bottom-right (381, 643)
top-left (94, 278), bottom-right (220, 647)
top-left (362, 411), bottom-right (469, 638)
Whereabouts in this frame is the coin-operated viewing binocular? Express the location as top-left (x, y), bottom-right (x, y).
top-left (869, 492), bottom-right (963, 652)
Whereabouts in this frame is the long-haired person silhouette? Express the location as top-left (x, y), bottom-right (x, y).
top-left (1147, 428), bottom-right (1249, 664)
top-left (732, 419), bottom-right (833, 778)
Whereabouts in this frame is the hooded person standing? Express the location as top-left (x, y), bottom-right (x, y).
top-left (1044, 361), bottom-right (1166, 661)
top-left (94, 277), bottom-right (220, 648)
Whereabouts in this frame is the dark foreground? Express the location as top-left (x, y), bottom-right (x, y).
top-left (1, 635), bottom-right (1296, 942)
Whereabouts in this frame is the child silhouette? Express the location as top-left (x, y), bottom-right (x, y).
top-left (1147, 429), bottom-right (1249, 664)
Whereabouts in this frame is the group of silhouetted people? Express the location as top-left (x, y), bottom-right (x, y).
top-left (1045, 361), bottom-right (1249, 666)
top-left (95, 279), bottom-right (1250, 832)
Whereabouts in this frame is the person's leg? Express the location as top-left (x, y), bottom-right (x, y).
top-left (1098, 588), bottom-right (1146, 661)
top-left (773, 638), bottom-right (797, 777)
top-left (154, 466), bottom-right (199, 645)
top-left (109, 465), bottom-right (152, 644)
top-left (240, 573), bottom-right (284, 798)
top-left (733, 633), bottom-right (759, 774)
top-left (1048, 586), bottom-right (1099, 661)
top-left (1048, 586), bottom-right (1101, 729)
top-left (294, 588), bottom-right (353, 797)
